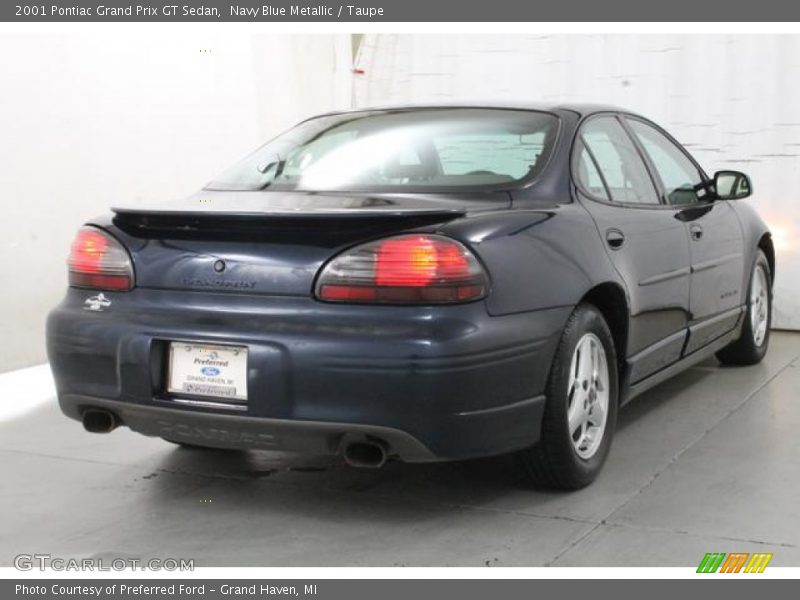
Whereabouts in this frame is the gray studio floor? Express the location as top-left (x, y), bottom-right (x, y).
top-left (1, 332), bottom-right (799, 567)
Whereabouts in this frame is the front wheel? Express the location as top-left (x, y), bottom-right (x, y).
top-left (517, 304), bottom-right (619, 490)
top-left (716, 249), bottom-right (772, 366)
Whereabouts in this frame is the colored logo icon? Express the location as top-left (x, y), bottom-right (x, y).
top-left (697, 552), bottom-right (773, 573)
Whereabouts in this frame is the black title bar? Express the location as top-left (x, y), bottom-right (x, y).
top-left (4, 0), bottom-right (800, 22)
top-left (5, 579), bottom-right (800, 599)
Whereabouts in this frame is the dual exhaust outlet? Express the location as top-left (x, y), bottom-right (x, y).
top-left (342, 440), bottom-right (388, 469)
top-left (82, 408), bottom-right (389, 469)
top-left (82, 409), bottom-right (119, 434)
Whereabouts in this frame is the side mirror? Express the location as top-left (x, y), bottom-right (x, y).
top-left (714, 170), bottom-right (752, 200)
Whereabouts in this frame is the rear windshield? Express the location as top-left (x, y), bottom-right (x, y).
top-left (205, 108), bottom-right (559, 193)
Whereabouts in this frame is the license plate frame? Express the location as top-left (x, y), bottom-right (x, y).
top-left (166, 342), bottom-right (248, 403)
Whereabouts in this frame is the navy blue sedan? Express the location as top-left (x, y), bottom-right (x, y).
top-left (47, 105), bottom-right (773, 489)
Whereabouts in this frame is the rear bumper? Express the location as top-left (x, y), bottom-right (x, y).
top-left (57, 394), bottom-right (544, 462)
top-left (47, 288), bottom-right (570, 461)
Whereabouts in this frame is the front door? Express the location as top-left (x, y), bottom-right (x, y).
top-left (624, 117), bottom-right (745, 354)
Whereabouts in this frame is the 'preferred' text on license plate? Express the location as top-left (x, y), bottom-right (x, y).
top-left (167, 343), bottom-right (248, 402)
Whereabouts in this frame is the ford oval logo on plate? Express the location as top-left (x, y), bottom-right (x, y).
top-left (201, 367), bottom-right (220, 377)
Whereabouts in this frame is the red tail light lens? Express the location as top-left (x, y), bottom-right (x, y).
top-left (68, 226), bottom-right (134, 291)
top-left (316, 234), bottom-right (488, 304)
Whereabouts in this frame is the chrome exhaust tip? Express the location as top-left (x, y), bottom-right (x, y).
top-left (343, 441), bottom-right (388, 469)
top-left (82, 409), bottom-right (119, 434)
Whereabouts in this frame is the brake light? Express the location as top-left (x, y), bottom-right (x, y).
top-left (316, 234), bottom-right (488, 304)
top-left (68, 226), bottom-right (134, 291)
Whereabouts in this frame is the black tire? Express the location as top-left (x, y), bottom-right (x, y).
top-left (716, 249), bottom-right (772, 366)
top-left (517, 303), bottom-right (619, 490)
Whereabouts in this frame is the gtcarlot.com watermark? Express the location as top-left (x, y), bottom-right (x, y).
top-left (14, 553), bottom-right (194, 572)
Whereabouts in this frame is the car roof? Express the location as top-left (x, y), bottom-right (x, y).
top-left (312, 102), bottom-right (640, 119)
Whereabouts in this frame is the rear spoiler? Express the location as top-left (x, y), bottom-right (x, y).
top-left (111, 205), bottom-right (466, 219)
top-left (110, 206), bottom-right (466, 242)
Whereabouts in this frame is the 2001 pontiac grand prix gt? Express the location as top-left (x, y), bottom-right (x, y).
top-left (47, 104), bottom-right (774, 489)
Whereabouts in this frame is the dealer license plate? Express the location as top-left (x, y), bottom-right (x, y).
top-left (167, 342), bottom-right (248, 402)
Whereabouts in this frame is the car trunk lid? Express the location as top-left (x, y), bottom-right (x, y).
top-left (108, 190), bottom-right (507, 297)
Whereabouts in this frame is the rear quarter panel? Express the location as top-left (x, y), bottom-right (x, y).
top-left (439, 203), bottom-right (623, 316)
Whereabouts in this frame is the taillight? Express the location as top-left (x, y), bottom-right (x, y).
top-left (68, 226), bottom-right (134, 291)
top-left (315, 234), bottom-right (488, 304)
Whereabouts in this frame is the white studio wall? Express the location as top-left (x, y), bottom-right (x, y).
top-left (354, 34), bottom-right (800, 330)
top-left (0, 32), bottom-right (353, 371)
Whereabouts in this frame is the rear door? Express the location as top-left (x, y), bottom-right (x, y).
top-left (624, 117), bottom-right (745, 354)
top-left (574, 115), bottom-right (692, 384)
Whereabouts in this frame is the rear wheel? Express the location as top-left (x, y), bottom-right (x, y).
top-left (518, 304), bottom-right (618, 490)
top-left (716, 249), bottom-right (771, 366)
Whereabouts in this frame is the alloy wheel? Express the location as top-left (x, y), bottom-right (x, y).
top-left (751, 263), bottom-right (769, 347)
top-left (566, 333), bottom-right (610, 460)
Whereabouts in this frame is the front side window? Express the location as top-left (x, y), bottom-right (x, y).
top-left (577, 117), bottom-right (659, 205)
top-left (627, 119), bottom-right (707, 206)
top-left (206, 108), bottom-right (559, 192)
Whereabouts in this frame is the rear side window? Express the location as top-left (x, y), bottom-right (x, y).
top-left (627, 119), bottom-right (707, 205)
top-left (575, 144), bottom-right (610, 201)
top-left (577, 116), bottom-right (659, 205)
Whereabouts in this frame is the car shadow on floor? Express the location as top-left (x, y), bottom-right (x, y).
top-left (138, 359), bottom-right (724, 520)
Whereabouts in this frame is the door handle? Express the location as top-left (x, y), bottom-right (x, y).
top-left (690, 224), bottom-right (704, 241)
top-left (605, 228), bottom-right (625, 249)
